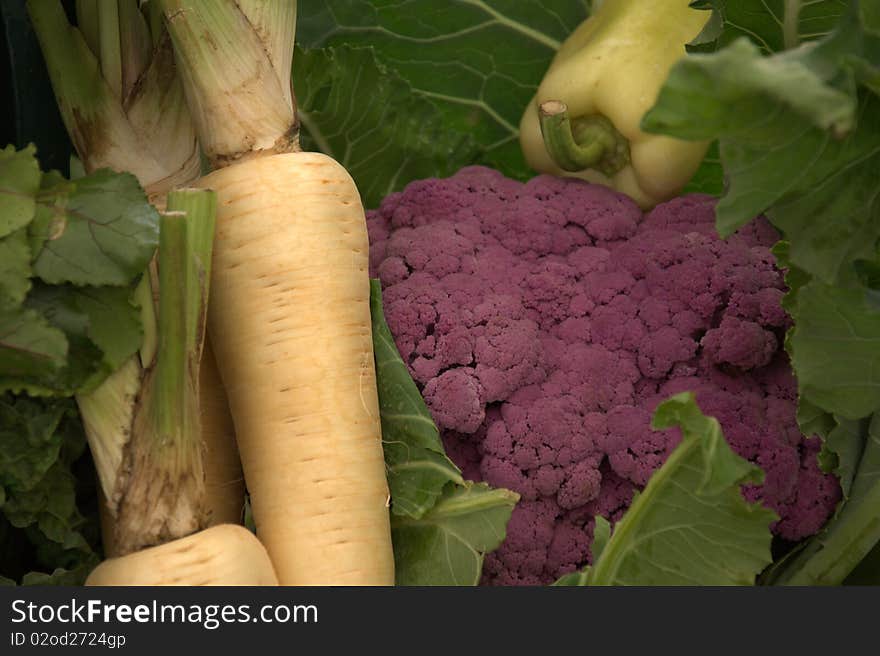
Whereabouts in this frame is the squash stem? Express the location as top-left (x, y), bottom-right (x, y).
top-left (538, 100), bottom-right (631, 177)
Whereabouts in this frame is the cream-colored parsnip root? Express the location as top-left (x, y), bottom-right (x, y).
top-left (86, 524), bottom-right (277, 586)
top-left (197, 153), bottom-right (394, 585)
top-left (201, 340), bottom-right (246, 525)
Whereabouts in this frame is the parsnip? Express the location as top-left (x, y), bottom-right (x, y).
top-left (159, 0), bottom-right (395, 585)
top-left (86, 524), bottom-right (277, 586)
top-left (201, 340), bottom-right (246, 525)
top-left (197, 152), bottom-right (394, 585)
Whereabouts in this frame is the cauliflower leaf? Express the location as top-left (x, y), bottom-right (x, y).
top-left (556, 393), bottom-right (777, 586)
top-left (644, 0), bottom-right (880, 584)
top-left (371, 279), bottom-right (463, 519)
top-left (391, 482), bottom-right (519, 586)
top-left (294, 46), bottom-right (477, 210)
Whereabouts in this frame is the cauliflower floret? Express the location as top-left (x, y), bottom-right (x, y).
top-left (367, 167), bottom-right (841, 586)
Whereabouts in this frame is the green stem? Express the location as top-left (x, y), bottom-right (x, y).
top-left (111, 199), bottom-right (216, 554)
top-left (159, 0), bottom-right (298, 166)
top-left (27, 0), bottom-right (111, 121)
top-left (778, 480), bottom-right (880, 585)
top-left (75, 0), bottom-right (100, 56)
top-left (98, 0), bottom-right (123, 99)
top-left (144, 0), bottom-right (165, 48)
top-left (133, 273), bottom-right (157, 369)
top-left (783, 0), bottom-right (801, 50)
top-left (153, 211), bottom-right (190, 441)
top-left (118, 0), bottom-right (153, 98)
top-left (538, 100), bottom-right (630, 177)
top-left (165, 188), bottom-right (217, 359)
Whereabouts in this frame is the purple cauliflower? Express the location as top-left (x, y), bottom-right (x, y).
top-left (367, 166), bottom-right (840, 586)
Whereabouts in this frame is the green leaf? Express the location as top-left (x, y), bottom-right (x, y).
top-left (644, 11), bottom-right (880, 284)
top-left (681, 140), bottom-right (723, 195)
top-left (0, 402), bottom-right (96, 584)
top-left (31, 169), bottom-right (158, 287)
top-left (761, 95), bottom-right (880, 285)
top-left (642, 38), bottom-right (855, 142)
top-left (552, 567), bottom-right (591, 586)
top-left (822, 417), bottom-right (869, 496)
top-left (391, 482), bottom-right (519, 586)
top-left (845, 541), bottom-right (880, 584)
top-left (295, 46), bottom-right (478, 210)
top-left (0, 228), bottom-right (32, 310)
top-left (796, 397), bottom-right (837, 445)
top-left (0, 144), bottom-right (41, 239)
top-left (67, 285), bottom-right (142, 371)
top-left (769, 414), bottom-right (880, 585)
top-left (370, 279), bottom-right (463, 518)
top-left (21, 564), bottom-right (95, 586)
top-left (1, 283), bottom-right (141, 396)
top-left (4, 461), bottom-right (89, 552)
top-left (0, 307), bottom-right (69, 393)
top-left (0, 394), bottom-right (70, 494)
top-left (788, 281), bottom-right (880, 420)
top-left (382, 442), bottom-right (465, 520)
top-left (582, 392), bottom-right (776, 586)
top-left (296, 0), bottom-right (591, 181)
top-left (691, 0), bottom-right (851, 53)
top-left (591, 515), bottom-right (611, 562)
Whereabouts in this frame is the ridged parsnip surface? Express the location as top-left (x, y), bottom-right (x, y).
top-left (198, 152), bottom-right (394, 585)
top-left (86, 524), bottom-right (278, 585)
top-left (200, 341), bottom-right (246, 525)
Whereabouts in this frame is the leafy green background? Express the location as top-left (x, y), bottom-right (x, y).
top-left (0, 147), bottom-right (152, 584)
top-left (295, 0), bottom-right (592, 206)
top-left (690, 0), bottom-right (851, 54)
top-left (644, 0), bottom-right (880, 584)
top-left (0, 394), bottom-right (100, 585)
top-left (0, 137), bottom-right (153, 583)
top-left (294, 45), bottom-right (478, 210)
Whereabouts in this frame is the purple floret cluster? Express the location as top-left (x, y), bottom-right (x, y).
top-left (367, 166), bottom-right (840, 586)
